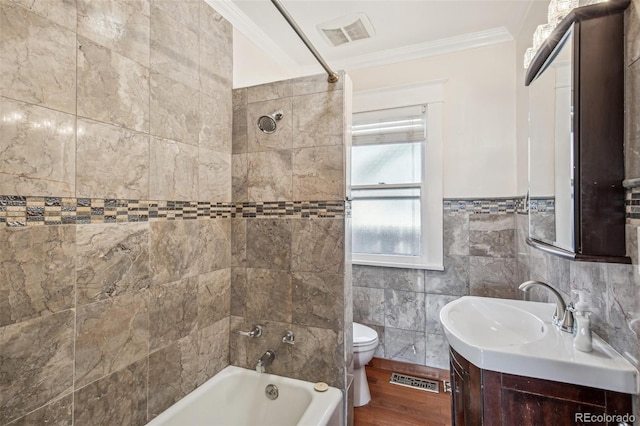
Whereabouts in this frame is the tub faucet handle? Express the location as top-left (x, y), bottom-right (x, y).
top-left (282, 330), bottom-right (295, 345)
top-left (235, 324), bottom-right (263, 338)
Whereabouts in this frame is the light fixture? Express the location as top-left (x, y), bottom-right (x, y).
top-left (523, 0), bottom-right (587, 69)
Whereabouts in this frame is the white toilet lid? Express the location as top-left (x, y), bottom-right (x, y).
top-left (353, 322), bottom-right (378, 345)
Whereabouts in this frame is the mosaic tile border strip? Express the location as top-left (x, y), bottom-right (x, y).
top-left (625, 187), bottom-right (640, 220)
top-left (529, 198), bottom-right (556, 213)
top-left (444, 197), bottom-right (520, 214)
top-left (0, 196), bottom-right (345, 227)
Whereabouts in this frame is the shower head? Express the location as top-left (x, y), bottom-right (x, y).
top-left (257, 111), bottom-right (284, 134)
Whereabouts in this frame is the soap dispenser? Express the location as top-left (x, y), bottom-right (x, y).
top-left (572, 291), bottom-right (592, 353)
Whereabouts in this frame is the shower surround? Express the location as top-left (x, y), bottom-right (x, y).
top-left (0, 1), bottom-right (353, 424)
top-left (230, 75), bottom-right (353, 391)
top-left (0, 0), bottom-right (233, 423)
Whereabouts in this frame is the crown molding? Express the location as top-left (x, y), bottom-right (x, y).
top-left (333, 27), bottom-right (514, 72)
top-left (208, 0), bottom-right (514, 77)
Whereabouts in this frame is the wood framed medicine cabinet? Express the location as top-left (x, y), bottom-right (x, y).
top-left (525, 0), bottom-right (630, 264)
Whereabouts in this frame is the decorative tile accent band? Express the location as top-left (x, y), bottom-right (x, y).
top-left (529, 197), bottom-right (556, 213)
top-left (625, 187), bottom-right (640, 220)
top-left (0, 196), bottom-right (345, 227)
top-left (444, 197), bottom-right (521, 214)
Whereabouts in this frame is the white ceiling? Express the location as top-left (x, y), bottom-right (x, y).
top-left (209, 0), bottom-right (542, 84)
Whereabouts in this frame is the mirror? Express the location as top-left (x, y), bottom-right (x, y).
top-left (528, 28), bottom-right (573, 252)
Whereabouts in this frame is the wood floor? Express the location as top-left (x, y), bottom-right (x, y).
top-left (353, 363), bottom-right (452, 426)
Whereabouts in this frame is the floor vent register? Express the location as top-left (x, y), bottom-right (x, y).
top-left (389, 373), bottom-right (440, 393)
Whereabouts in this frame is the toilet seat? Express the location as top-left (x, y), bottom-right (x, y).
top-left (353, 322), bottom-right (378, 350)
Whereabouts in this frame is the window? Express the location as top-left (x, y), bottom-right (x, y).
top-left (350, 83), bottom-right (444, 270)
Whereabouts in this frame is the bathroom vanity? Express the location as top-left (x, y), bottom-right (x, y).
top-left (449, 348), bottom-right (634, 426)
top-left (440, 296), bottom-right (639, 426)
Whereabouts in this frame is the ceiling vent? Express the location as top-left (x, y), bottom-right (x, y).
top-left (317, 13), bottom-right (375, 47)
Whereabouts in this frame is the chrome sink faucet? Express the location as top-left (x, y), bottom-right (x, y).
top-left (518, 280), bottom-right (574, 333)
top-left (256, 350), bottom-right (276, 373)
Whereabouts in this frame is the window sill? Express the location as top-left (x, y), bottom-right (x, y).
top-left (352, 258), bottom-right (444, 271)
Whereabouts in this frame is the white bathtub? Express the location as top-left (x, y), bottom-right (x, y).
top-left (146, 366), bottom-right (343, 426)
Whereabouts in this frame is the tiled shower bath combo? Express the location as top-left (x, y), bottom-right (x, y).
top-left (0, 0), bottom-right (352, 423)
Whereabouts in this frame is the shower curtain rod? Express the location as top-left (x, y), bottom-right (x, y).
top-left (270, 0), bottom-right (340, 83)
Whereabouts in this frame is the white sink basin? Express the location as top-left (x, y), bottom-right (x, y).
top-left (440, 296), bottom-right (639, 394)
top-left (445, 297), bottom-right (547, 347)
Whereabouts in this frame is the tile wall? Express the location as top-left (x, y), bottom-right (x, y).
top-left (230, 74), bottom-right (353, 391)
top-left (0, 0), bottom-right (233, 424)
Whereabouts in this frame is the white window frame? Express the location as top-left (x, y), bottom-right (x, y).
top-left (351, 80), bottom-right (445, 271)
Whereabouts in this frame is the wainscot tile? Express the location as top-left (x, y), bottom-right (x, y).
top-left (74, 358), bottom-right (147, 426)
top-left (0, 225), bottom-right (75, 326)
top-left (149, 277), bottom-right (198, 351)
top-left (246, 218), bottom-right (291, 271)
top-left (425, 294), bottom-right (459, 335)
top-left (290, 325), bottom-right (344, 388)
top-left (74, 292), bottom-right (149, 388)
top-left (424, 333), bottom-right (449, 370)
top-left (384, 289), bottom-right (425, 332)
top-left (0, 310), bottom-right (74, 423)
top-left (230, 267), bottom-right (248, 317)
top-left (352, 265), bottom-right (385, 288)
top-left (292, 272), bottom-right (344, 330)
top-left (198, 268), bottom-right (231, 329)
top-left (352, 286), bottom-right (385, 326)
top-left (148, 333), bottom-right (199, 419)
top-left (469, 214), bottom-right (516, 258)
top-left (197, 318), bottom-right (230, 385)
top-left (291, 218), bottom-right (344, 274)
top-left (469, 256), bottom-right (517, 299)
top-left (245, 268), bottom-right (292, 324)
top-left (424, 255), bottom-right (470, 296)
top-left (6, 393), bottom-right (73, 426)
top-left (383, 267), bottom-right (424, 292)
top-left (384, 328), bottom-right (426, 366)
top-left (76, 223), bottom-right (150, 306)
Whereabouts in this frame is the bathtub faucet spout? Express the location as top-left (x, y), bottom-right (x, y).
top-left (256, 350), bottom-right (276, 373)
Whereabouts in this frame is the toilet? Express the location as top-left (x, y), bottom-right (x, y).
top-left (352, 322), bottom-right (379, 407)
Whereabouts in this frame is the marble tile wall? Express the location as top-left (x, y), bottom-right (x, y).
top-left (230, 74), bottom-right (353, 392)
top-left (0, 0), bottom-right (233, 424)
top-left (353, 202), bottom-right (517, 370)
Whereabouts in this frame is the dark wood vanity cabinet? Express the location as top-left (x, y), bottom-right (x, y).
top-left (449, 348), bottom-right (634, 426)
